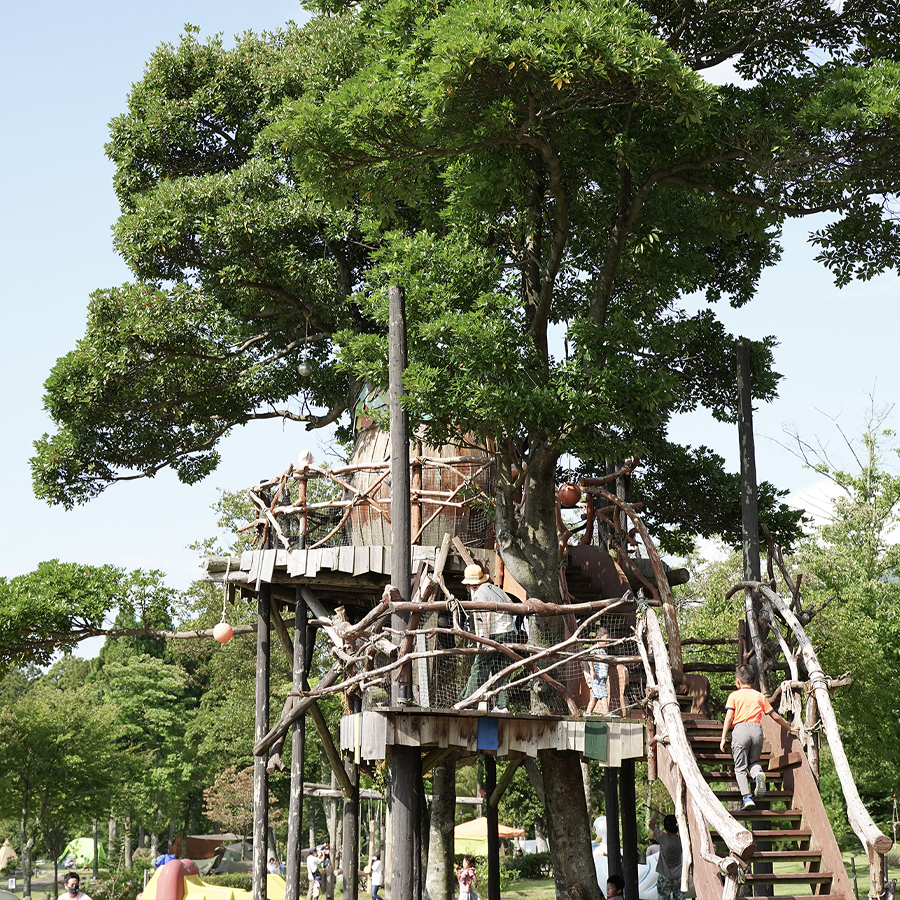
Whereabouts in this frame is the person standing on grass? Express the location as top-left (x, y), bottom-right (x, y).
top-left (720, 664), bottom-right (797, 810)
top-left (456, 855), bottom-right (478, 900)
top-left (368, 852), bottom-right (383, 900)
top-left (59, 873), bottom-right (92, 900)
top-left (649, 809), bottom-right (684, 900)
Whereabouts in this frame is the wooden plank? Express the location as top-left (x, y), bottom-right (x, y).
top-left (275, 549), bottom-right (289, 569)
top-left (394, 715), bottom-right (423, 748)
top-left (607, 726), bottom-right (622, 768)
top-left (370, 545), bottom-right (385, 574)
top-left (360, 712), bottom-right (388, 760)
top-left (288, 549), bottom-right (306, 577)
top-left (240, 550), bottom-right (254, 571)
top-left (247, 550), bottom-right (261, 582)
top-left (339, 545), bottom-right (355, 573)
top-left (304, 549), bottom-right (320, 578)
top-left (353, 546), bottom-right (370, 576)
top-left (320, 547), bottom-right (335, 571)
top-left (261, 549), bottom-right (277, 584)
top-left (496, 717), bottom-right (509, 757)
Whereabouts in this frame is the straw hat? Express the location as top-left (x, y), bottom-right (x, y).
top-left (461, 564), bottom-right (490, 585)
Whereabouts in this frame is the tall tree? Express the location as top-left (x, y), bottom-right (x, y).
top-left (29, 3), bottom-right (900, 895)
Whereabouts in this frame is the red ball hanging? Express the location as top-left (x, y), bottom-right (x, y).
top-left (556, 482), bottom-right (582, 508)
top-left (213, 622), bottom-right (234, 643)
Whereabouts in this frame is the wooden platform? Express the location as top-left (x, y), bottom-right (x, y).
top-left (339, 710), bottom-right (645, 766)
top-left (204, 545), bottom-right (495, 606)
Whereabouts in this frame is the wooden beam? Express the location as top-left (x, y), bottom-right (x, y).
top-left (489, 759), bottom-right (522, 809)
top-left (308, 700), bottom-right (354, 799)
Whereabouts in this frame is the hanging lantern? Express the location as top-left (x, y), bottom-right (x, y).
top-left (298, 360), bottom-right (312, 377)
top-left (556, 481), bottom-right (582, 508)
top-left (213, 621), bottom-right (234, 643)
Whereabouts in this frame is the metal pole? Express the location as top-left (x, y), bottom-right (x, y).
top-left (620, 760), bottom-right (639, 900)
top-left (485, 757), bottom-right (500, 900)
top-left (604, 767), bottom-right (621, 878)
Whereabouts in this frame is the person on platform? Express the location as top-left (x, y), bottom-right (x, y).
top-left (584, 626), bottom-right (610, 716)
top-left (460, 564), bottom-right (519, 713)
top-left (719, 664), bottom-right (797, 810)
top-left (649, 810), bottom-right (684, 900)
top-left (59, 873), bottom-right (92, 900)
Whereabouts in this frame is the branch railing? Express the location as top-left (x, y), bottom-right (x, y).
top-left (240, 458), bottom-right (495, 551)
top-left (728, 579), bottom-right (894, 900)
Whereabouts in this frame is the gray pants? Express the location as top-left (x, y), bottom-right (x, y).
top-left (731, 722), bottom-right (764, 797)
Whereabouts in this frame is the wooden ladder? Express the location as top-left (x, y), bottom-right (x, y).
top-left (657, 704), bottom-right (855, 899)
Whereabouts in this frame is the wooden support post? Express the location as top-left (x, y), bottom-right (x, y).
top-left (253, 584), bottom-right (271, 900)
top-left (389, 284), bottom-right (412, 704)
top-left (389, 745), bottom-right (422, 900)
top-left (620, 760), bottom-right (639, 900)
top-left (604, 767), bottom-right (621, 879)
top-left (737, 341), bottom-right (772, 895)
top-left (298, 472), bottom-right (308, 550)
top-left (485, 756), bottom-right (500, 900)
top-left (388, 283), bottom-right (420, 899)
top-left (342, 758), bottom-right (360, 899)
top-left (284, 589), bottom-right (307, 900)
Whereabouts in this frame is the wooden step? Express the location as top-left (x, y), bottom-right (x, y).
top-left (702, 769), bottom-right (782, 780)
top-left (744, 871), bottom-right (833, 885)
top-left (713, 789), bottom-right (793, 801)
top-left (750, 849), bottom-right (822, 861)
top-left (710, 827), bottom-right (812, 844)
top-left (732, 808), bottom-right (804, 822)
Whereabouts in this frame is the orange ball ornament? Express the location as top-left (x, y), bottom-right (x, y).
top-left (213, 622), bottom-right (234, 643)
top-left (556, 482), bottom-right (582, 508)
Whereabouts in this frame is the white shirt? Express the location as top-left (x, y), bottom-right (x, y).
top-left (370, 859), bottom-right (383, 885)
top-left (471, 582), bottom-right (516, 636)
top-left (306, 853), bottom-right (320, 878)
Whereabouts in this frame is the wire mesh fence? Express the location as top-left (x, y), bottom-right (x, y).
top-left (360, 610), bottom-right (643, 716)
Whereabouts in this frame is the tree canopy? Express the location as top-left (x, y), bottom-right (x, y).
top-left (33, 0), bottom-right (900, 562)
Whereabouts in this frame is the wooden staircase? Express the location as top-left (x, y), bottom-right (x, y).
top-left (657, 705), bottom-right (855, 899)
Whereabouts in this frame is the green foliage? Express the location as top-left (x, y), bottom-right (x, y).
top-left (502, 850), bottom-right (552, 880)
top-left (203, 873), bottom-right (253, 892)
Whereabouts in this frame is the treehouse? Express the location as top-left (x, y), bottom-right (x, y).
top-left (203, 409), bottom-right (893, 900)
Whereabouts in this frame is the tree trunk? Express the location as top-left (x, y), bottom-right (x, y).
top-left (424, 762), bottom-right (456, 900)
top-left (108, 818), bottom-right (118, 865)
top-left (20, 799), bottom-right (32, 900)
top-left (150, 808), bottom-right (160, 858)
top-left (138, 824), bottom-right (145, 850)
top-left (540, 749), bottom-right (602, 900)
top-left (92, 819), bottom-right (99, 878)
top-left (167, 821), bottom-right (175, 854)
top-left (124, 816), bottom-right (133, 868)
top-left (534, 819), bottom-right (549, 854)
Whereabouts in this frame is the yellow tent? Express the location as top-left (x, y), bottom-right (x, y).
top-left (454, 817), bottom-right (525, 856)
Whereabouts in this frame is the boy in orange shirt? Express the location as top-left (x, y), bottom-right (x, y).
top-left (719, 665), bottom-right (797, 810)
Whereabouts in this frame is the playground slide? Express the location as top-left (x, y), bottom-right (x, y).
top-left (140, 859), bottom-right (285, 900)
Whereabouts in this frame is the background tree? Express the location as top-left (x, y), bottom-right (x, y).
top-left (0, 682), bottom-right (121, 898)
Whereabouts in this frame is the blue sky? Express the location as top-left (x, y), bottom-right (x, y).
top-left (1, 0), bottom-right (897, 597)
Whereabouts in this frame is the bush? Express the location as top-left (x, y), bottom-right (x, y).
top-left (502, 851), bottom-right (552, 880)
top-left (204, 873), bottom-right (253, 892)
